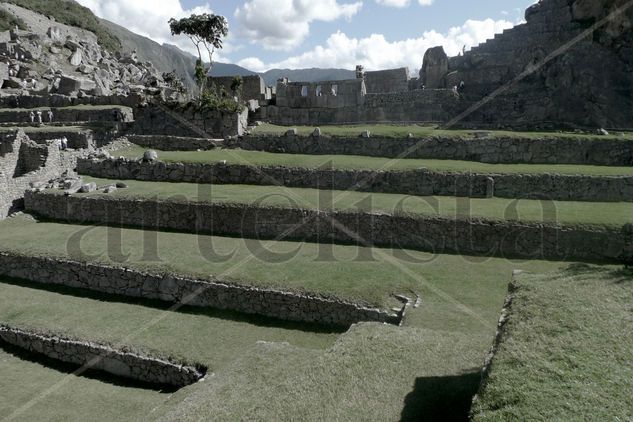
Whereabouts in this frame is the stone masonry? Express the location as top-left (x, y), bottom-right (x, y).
top-left (77, 157), bottom-right (633, 203)
top-left (25, 190), bottom-right (633, 263)
top-left (0, 251), bottom-right (402, 327)
top-left (0, 325), bottom-right (205, 387)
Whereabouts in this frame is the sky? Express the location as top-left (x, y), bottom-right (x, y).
top-left (75, 0), bottom-right (536, 72)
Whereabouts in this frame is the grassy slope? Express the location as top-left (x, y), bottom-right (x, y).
top-left (251, 123), bottom-right (633, 141)
top-left (117, 145), bottom-right (633, 176)
top-left (3, 0), bottom-right (120, 51)
top-left (158, 323), bottom-right (486, 421)
top-left (78, 176), bottom-right (633, 227)
top-left (472, 266), bottom-right (633, 420)
top-left (0, 278), bottom-right (338, 421)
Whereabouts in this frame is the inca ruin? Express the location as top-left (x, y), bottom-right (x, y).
top-left (0, 0), bottom-right (632, 420)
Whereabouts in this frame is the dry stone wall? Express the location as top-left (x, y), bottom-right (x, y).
top-left (0, 106), bottom-right (133, 124)
top-left (132, 104), bottom-right (248, 138)
top-left (0, 131), bottom-right (82, 218)
top-left (232, 134), bottom-right (633, 166)
top-left (0, 325), bottom-right (204, 387)
top-left (127, 135), bottom-right (223, 151)
top-left (25, 191), bottom-right (633, 263)
top-left (0, 251), bottom-right (400, 327)
top-left (77, 157), bottom-right (633, 202)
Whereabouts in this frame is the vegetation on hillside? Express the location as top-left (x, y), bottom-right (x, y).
top-left (4, 0), bottom-right (120, 51)
top-left (0, 8), bottom-right (26, 31)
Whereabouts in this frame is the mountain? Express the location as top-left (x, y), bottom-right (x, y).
top-left (209, 63), bottom-right (257, 78)
top-left (260, 68), bottom-right (356, 86)
top-left (99, 19), bottom-right (198, 93)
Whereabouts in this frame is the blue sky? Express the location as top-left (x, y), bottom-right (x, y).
top-left (77, 0), bottom-right (536, 72)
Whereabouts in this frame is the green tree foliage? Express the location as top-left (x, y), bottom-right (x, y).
top-left (169, 13), bottom-right (228, 94)
top-left (230, 76), bottom-right (243, 98)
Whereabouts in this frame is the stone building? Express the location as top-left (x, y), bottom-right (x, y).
top-left (207, 75), bottom-right (271, 101)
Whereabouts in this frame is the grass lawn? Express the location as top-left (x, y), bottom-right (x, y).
top-left (472, 265), bottom-right (633, 420)
top-left (250, 123), bottom-right (633, 141)
top-left (117, 145), bottom-right (633, 177)
top-left (77, 176), bottom-right (633, 227)
top-left (0, 278), bottom-right (488, 421)
top-left (0, 214), bottom-right (566, 312)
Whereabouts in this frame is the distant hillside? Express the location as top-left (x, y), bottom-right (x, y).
top-left (99, 19), bottom-right (198, 93)
top-left (3, 0), bottom-right (120, 51)
top-left (209, 63), bottom-right (257, 78)
top-left (260, 68), bottom-right (356, 85)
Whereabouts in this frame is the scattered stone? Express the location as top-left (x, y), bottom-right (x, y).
top-left (103, 185), bottom-right (118, 194)
top-left (69, 50), bottom-right (82, 66)
top-left (407, 133), bottom-right (414, 138)
top-left (115, 182), bottom-right (128, 189)
top-left (49, 45), bottom-right (61, 55)
top-left (79, 182), bottom-right (97, 193)
top-left (361, 130), bottom-right (371, 138)
top-left (142, 150), bottom-right (159, 162)
top-left (285, 128), bottom-right (298, 137)
top-left (597, 128), bottom-right (609, 136)
top-left (312, 127), bottom-right (322, 137)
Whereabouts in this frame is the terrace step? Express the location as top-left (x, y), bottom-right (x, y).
top-left (77, 156), bottom-right (633, 202)
top-left (126, 135), bottom-right (225, 151)
top-left (24, 189), bottom-right (633, 264)
top-left (232, 133), bottom-right (633, 166)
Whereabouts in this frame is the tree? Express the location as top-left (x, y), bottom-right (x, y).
top-left (230, 75), bottom-right (243, 99)
top-left (169, 13), bottom-right (228, 94)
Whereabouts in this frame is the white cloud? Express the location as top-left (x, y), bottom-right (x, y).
top-left (75, 0), bottom-right (231, 59)
top-left (375, 0), bottom-right (410, 7)
top-left (237, 18), bottom-right (513, 73)
top-left (234, 0), bottom-right (363, 51)
top-left (375, 0), bottom-right (433, 7)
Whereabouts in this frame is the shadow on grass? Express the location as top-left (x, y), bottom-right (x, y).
top-left (0, 341), bottom-right (178, 393)
top-left (0, 276), bottom-right (346, 335)
top-left (400, 371), bottom-right (481, 422)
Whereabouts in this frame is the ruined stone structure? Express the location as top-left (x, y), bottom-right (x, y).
top-left (208, 75), bottom-right (272, 101)
top-left (252, 0), bottom-right (632, 129)
top-left (0, 130), bottom-right (80, 218)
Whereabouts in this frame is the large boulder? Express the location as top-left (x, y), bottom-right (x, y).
top-left (420, 46), bottom-right (449, 89)
top-left (69, 50), bottom-right (82, 66)
top-left (57, 75), bottom-right (95, 95)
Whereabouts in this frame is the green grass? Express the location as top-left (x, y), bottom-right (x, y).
top-left (117, 145), bottom-right (633, 177)
top-left (0, 7), bottom-right (26, 31)
top-left (251, 123), bottom-right (633, 141)
top-left (3, 0), bottom-right (121, 51)
top-left (0, 214), bottom-right (566, 311)
top-left (0, 278), bottom-right (487, 421)
top-left (77, 176), bottom-right (633, 228)
top-left (472, 266), bottom-right (633, 420)
top-left (0, 278), bottom-right (338, 421)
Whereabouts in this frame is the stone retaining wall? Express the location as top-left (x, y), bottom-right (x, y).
top-left (0, 251), bottom-right (399, 327)
top-left (0, 106), bottom-right (134, 124)
top-left (132, 104), bottom-right (248, 138)
top-left (25, 191), bottom-right (633, 263)
top-left (127, 135), bottom-right (223, 151)
top-left (0, 325), bottom-right (204, 387)
top-left (231, 134), bottom-right (633, 166)
top-left (0, 131), bottom-right (82, 219)
top-left (76, 157), bottom-right (633, 202)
